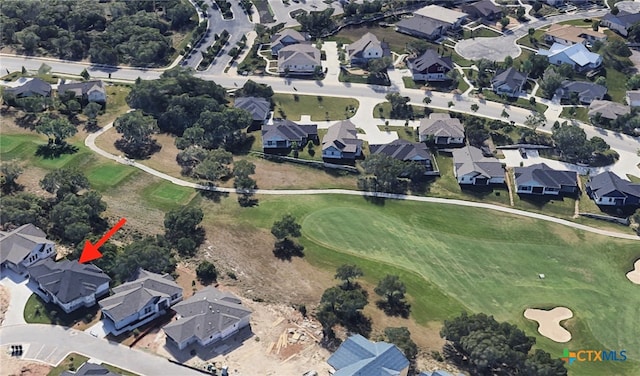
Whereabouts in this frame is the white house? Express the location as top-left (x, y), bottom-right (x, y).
top-left (321, 120), bottom-right (363, 160)
top-left (57, 80), bottom-right (107, 103)
top-left (277, 44), bottom-right (321, 75)
top-left (0, 224), bottom-right (56, 275)
top-left (418, 113), bottom-right (465, 145)
top-left (29, 259), bottom-right (111, 313)
top-left (347, 32), bottom-right (389, 66)
top-left (452, 145), bottom-right (505, 186)
top-left (538, 43), bottom-right (602, 72)
top-left (99, 269), bottom-right (183, 335)
top-left (407, 49), bottom-right (453, 82)
top-left (163, 287), bottom-right (251, 350)
top-left (491, 67), bottom-right (527, 98)
top-left (270, 29), bottom-right (307, 56)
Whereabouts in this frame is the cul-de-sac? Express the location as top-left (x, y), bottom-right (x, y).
top-left (1, 0), bottom-right (639, 375)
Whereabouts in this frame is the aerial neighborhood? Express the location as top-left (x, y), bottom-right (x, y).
top-left (1, 0), bottom-right (640, 375)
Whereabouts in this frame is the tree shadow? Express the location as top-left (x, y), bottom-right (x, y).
top-left (376, 299), bottom-right (411, 319)
top-left (238, 193), bottom-right (258, 207)
top-left (199, 189), bottom-right (229, 203)
top-left (35, 143), bottom-right (79, 159)
top-left (114, 139), bottom-right (162, 160)
top-left (273, 238), bottom-right (304, 261)
top-left (342, 311), bottom-right (372, 337)
top-left (15, 113), bottom-right (38, 130)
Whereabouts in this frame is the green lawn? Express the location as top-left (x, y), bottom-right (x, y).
top-left (376, 125), bottom-right (418, 142)
top-left (463, 27), bottom-right (502, 39)
top-left (602, 67), bottom-right (628, 103)
top-left (373, 102), bottom-right (431, 119)
top-left (272, 93), bottom-right (358, 121)
top-left (100, 363), bottom-right (139, 376)
top-left (48, 353), bottom-right (90, 376)
top-left (24, 294), bottom-right (100, 328)
top-left (481, 89), bottom-right (549, 113)
top-left (85, 162), bottom-right (138, 191)
top-left (516, 29), bottom-right (547, 49)
top-left (141, 180), bottom-right (196, 210)
top-left (234, 194), bottom-right (639, 375)
top-left (557, 19), bottom-right (600, 27)
top-left (560, 106), bottom-right (590, 123)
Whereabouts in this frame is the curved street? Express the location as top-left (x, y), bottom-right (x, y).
top-left (86, 121), bottom-right (639, 241)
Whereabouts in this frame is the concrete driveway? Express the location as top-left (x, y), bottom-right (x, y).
top-left (0, 269), bottom-right (32, 327)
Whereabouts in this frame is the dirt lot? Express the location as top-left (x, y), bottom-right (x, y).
top-left (0, 285), bottom-right (9, 325)
top-left (0, 350), bottom-right (51, 376)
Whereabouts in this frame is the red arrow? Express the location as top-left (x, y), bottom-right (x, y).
top-left (79, 218), bottom-right (127, 264)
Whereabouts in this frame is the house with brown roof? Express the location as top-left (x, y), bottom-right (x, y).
top-left (0, 224), bottom-right (55, 275)
top-left (461, 0), bottom-right (503, 21)
top-left (544, 24), bottom-right (607, 47)
top-left (347, 32), bottom-right (390, 66)
top-left (588, 100), bottom-right (631, 121)
top-left (270, 29), bottom-right (307, 56)
top-left (407, 50), bottom-right (453, 82)
top-left (277, 44), bottom-right (321, 75)
top-left (418, 113), bottom-right (465, 145)
top-left (322, 120), bottom-right (363, 160)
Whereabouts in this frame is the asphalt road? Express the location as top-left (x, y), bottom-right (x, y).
top-left (0, 324), bottom-right (202, 375)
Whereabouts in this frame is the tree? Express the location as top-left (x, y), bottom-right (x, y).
top-left (367, 57), bottom-right (391, 74)
top-left (49, 191), bottom-right (107, 245)
top-left (627, 74), bottom-right (640, 90)
top-left (385, 327), bottom-right (418, 361)
top-left (35, 114), bottom-right (77, 145)
top-left (335, 264), bottom-right (363, 290)
top-left (503, 55), bottom-right (513, 69)
top-left (552, 123), bottom-right (594, 162)
top-left (114, 110), bottom-right (159, 158)
top-left (80, 68), bottom-right (90, 80)
top-left (271, 214), bottom-right (303, 260)
top-left (525, 112), bottom-right (546, 129)
top-left (539, 66), bottom-right (563, 99)
top-left (164, 206), bottom-right (205, 256)
top-left (592, 20), bottom-right (600, 32)
top-left (374, 275), bottom-right (410, 317)
top-left (296, 8), bottom-right (335, 38)
top-left (470, 103), bottom-right (479, 112)
top-left (360, 154), bottom-right (405, 193)
top-left (501, 109), bottom-right (509, 118)
top-left (236, 80), bottom-right (273, 98)
top-left (40, 168), bottom-right (90, 200)
top-left (516, 6), bottom-right (526, 21)
top-left (532, 1), bottom-right (543, 13)
top-left (0, 192), bottom-right (48, 229)
top-left (528, 27), bottom-right (535, 40)
top-left (500, 17), bottom-right (510, 30)
top-left (1, 161), bottom-right (23, 194)
top-left (196, 261), bottom-right (217, 284)
top-left (385, 92), bottom-right (411, 119)
top-left (193, 149), bottom-right (233, 182)
top-left (233, 159), bottom-right (257, 206)
top-left (83, 102), bottom-right (102, 127)
top-left (114, 237), bottom-right (176, 282)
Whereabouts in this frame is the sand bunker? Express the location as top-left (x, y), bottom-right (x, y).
top-left (524, 307), bottom-right (573, 343)
top-left (626, 260), bottom-right (640, 285)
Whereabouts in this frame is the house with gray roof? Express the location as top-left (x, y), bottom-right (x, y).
top-left (3, 77), bottom-right (52, 98)
top-left (588, 100), bottom-right (631, 121)
top-left (586, 171), bottom-right (640, 208)
top-left (347, 32), bottom-right (390, 66)
top-left (626, 91), bottom-right (640, 107)
top-left (452, 145), bottom-right (505, 186)
top-left (491, 67), bottom-right (527, 98)
top-left (327, 334), bottom-right (409, 376)
top-left (28, 258), bottom-right (110, 313)
top-left (99, 269), bottom-right (183, 335)
top-left (407, 50), bottom-right (453, 82)
top-left (370, 139), bottom-right (436, 175)
top-left (514, 163), bottom-right (579, 196)
top-left (600, 10), bottom-right (640, 37)
top-left (163, 287), bottom-right (252, 350)
top-left (277, 44), bottom-right (321, 75)
top-left (58, 80), bottom-right (107, 103)
top-left (419, 371), bottom-right (464, 376)
top-left (322, 120), bottom-right (363, 160)
top-left (461, 0), bottom-right (502, 21)
top-left (270, 29), bottom-right (307, 56)
top-left (419, 113), bottom-right (464, 145)
top-left (0, 224), bottom-right (55, 275)
top-left (262, 120), bottom-right (318, 151)
top-left (234, 96), bottom-right (271, 125)
top-left (556, 80), bottom-right (607, 104)
top-left (61, 362), bottom-right (120, 376)
top-left (396, 5), bottom-right (466, 41)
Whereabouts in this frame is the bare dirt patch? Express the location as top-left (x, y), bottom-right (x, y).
top-left (0, 285), bottom-right (9, 325)
top-left (0, 350), bottom-right (51, 376)
top-left (524, 307), bottom-right (573, 342)
top-left (626, 259), bottom-right (640, 285)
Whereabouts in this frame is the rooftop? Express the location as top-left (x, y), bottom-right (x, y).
top-left (514, 163), bottom-right (578, 188)
top-left (29, 258), bottom-right (111, 304)
top-left (327, 334), bottom-right (409, 376)
top-left (322, 120), bottom-right (362, 154)
top-left (0, 224), bottom-right (53, 265)
top-left (414, 5), bottom-right (468, 24)
top-left (545, 24), bottom-right (606, 44)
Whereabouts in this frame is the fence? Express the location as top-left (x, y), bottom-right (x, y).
top-left (250, 151), bottom-right (359, 173)
top-left (579, 212), bottom-right (630, 226)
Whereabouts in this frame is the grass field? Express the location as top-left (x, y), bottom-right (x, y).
top-left (233, 194), bottom-right (639, 375)
top-left (141, 180), bottom-right (196, 210)
top-left (561, 106), bottom-right (590, 123)
top-left (23, 294), bottom-right (100, 330)
top-left (48, 353), bottom-right (90, 376)
top-left (272, 93), bottom-right (358, 121)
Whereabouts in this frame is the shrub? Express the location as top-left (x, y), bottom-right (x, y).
top-left (196, 261), bottom-right (217, 284)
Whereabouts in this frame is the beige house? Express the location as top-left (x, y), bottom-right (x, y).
top-left (277, 44), bottom-right (321, 75)
top-left (543, 24), bottom-right (606, 47)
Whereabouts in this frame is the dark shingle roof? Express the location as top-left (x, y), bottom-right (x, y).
top-left (28, 259), bottom-right (111, 304)
top-left (408, 49), bottom-right (453, 73)
top-left (603, 10), bottom-right (640, 28)
top-left (491, 67), bottom-right (527, 90)
top-left (586, 171), bottom-right (640, 199)
top-left (514, 163), bottom-right (578, 188)
top-left (4, 78), bottom-right (51, 97)
top-left (0, 224), bottom-right (53, 265)
top-left (163, 287), bottom-right (251, 344)
top-left (99, 269), bottom-right (182, 323)
top-left (322, 120), bottom-right (362, 154)
top-left (369, 139), bottom-right (432, 162)
top-left (557, 80), bottom-right (607, 102)
top-left (419, 113), bottom-right (464, 138)
top-left (234, 96), bottom-right (270, 121)
top-left (61, 362), bottom-right (120, 376)
top-left (463, 0), bottom-right (501, 18)
top-left (262, 120), bottom-right (318, 143)
top-left (452, 145), bottom-right (504, 179)
top-left (327, 334), bottom-right (409, 376)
